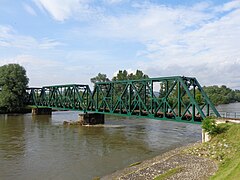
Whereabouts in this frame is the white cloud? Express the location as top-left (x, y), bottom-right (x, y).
top-left (215, 0), bottom-right (240, 12)
top-left (39, 38), bottom-right (64, 49)
top-left (23, 3), bottom-right (37, 16)
top-left (0, 25), bottom-right (62, 50)
top-left (34, 0), bottom-right (96, 21)
top-left (73, 1), bottom-right (240, 88)
top-left (0, 54), bottom-right (62, 68)
top-left (0, 55), bottom-right (68, 86)
top-left (2, 1), bottom-right (240, 89)
top-left (104, 0), bottom-right (126, 5)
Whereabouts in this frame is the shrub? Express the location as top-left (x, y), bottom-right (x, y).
top-left (202, 118), bottom-right (230, 136)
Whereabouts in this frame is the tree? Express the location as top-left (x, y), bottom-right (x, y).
top-left (203, 85), bottom-right (240, 105)
top-left (112, 70), bottom-right (128, 81)
top-left (112, 70), bottom-right (149, 107)
top-left (90, 73), bottom-right (110, 84)
top-left (0, 64), bottom-right (29, 113)
top-left (112, 69), bottom-right (149, 81)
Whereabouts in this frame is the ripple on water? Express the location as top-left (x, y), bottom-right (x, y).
top-left (0, 112), bottom-right (202, 180)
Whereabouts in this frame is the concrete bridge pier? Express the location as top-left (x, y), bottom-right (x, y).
top-left (79, 113), bottom-right (104, 125)
top-left (32, 108), bottom-right (52, 115)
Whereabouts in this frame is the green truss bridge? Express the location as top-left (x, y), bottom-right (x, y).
top-left (26, 76), bottom-right (220, 124)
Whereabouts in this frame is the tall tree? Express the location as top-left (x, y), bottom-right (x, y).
top-left (112, 70), bottom-right (128, 81)
top-left (112, 70), bottom-right (149, 104)
top-left (0, 64), bottom-right (29, 113)
top-left (112, 69), bottom-right (149, 81)
top-left (90, 73), bottom-right (110, 84)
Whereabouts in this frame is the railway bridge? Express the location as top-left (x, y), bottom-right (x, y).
top-left (26, 76), bottom-right (220, 124)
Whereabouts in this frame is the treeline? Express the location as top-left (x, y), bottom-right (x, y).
top-left (203, 85), bottom-right (240, 105)
top-left (90, 70), bottom-right (148, 83)
top-left (91, 70), bottom-right (240, 106)
top-left (1, 63), bottom-right (240, 114)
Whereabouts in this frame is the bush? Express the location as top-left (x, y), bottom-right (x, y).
top-left (202, 118), bottom-right (229, 136)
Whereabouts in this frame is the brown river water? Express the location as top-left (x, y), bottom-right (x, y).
top-left (0, 111), bottom-right (203, 180)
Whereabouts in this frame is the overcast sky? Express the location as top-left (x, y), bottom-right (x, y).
top-left (0, 0), bottom-right (240, 89)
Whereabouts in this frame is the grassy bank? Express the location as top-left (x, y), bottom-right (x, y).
top-left (101, 119), bottom-right (239, 180)
top-left (186, 122), bottom-right (240, 180)
top-left (210, 123), bottom-right (240, 179)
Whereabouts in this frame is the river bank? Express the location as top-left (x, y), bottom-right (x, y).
top-left (101, 121), bottom-right (240, 180)
top-left (101, 142), bottom-right (217, 180)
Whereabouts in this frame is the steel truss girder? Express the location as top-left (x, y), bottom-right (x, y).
top-left (26, 76), bottom-right (220, 123)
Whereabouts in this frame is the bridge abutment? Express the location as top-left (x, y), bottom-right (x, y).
top-left (32, 108), bottom-right (52, 115)
top-left (79, 113), bottom-right (104, 125)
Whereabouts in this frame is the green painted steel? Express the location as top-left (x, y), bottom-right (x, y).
top-left (26, 76), bottom-right (221, 123)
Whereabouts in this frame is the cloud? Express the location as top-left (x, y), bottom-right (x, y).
top-left (23, 3), bottom-right (37, 16)
top-left (0, 54), bottom-right (68, 86)
top-left (39, 38), bottom-right (64, 49)
top-left (0, 25), bottom-right (62, 50)
top-left (71, 1), bottom-right (240, 88)
top-left (103, 0), bottom-right (126, 5)
top-left (2, 1), bottom-right (240, 89)
top-left (34, 0), bottom-right (98, 21)
top-left (215, 0), bottom-right (240, 12)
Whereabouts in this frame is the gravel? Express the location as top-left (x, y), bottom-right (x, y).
top-left (101, 143), bottom-right (218, 180)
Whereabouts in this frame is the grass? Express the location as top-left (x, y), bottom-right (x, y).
top-left (209, 123), bottom-right (240, 180)
top-left (92, 177), bottom-right (100, 180)
top-left (186, 123), bottom-right (240, 180)
top-left (153, 167), bottom-right (182, 180)
top-left (129, 161), bottom-right (142, 167)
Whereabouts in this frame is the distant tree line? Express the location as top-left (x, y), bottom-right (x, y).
top-left (203, 85), bottom-right (240, 105)
top-left (90, 70), bottom-right (148, 84)
top-left (1, 63), bottom-right (240, 114)
top-left (91, 71), bottom-right (240, 106)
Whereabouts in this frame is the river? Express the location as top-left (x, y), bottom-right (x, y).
top-left (1, 102), bottom-right (238, 180)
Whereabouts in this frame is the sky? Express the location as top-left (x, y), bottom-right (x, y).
top-left (0, 0), bottom-right (240, 89)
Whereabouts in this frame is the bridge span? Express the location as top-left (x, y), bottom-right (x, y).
top-left (26, 76), bottom-right (220, 124)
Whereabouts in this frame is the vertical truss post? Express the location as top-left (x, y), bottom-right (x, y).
top-left (150, 80), bottom-right (153, 115)
top-left (177, 80), bottom-right (181, 118)
top-left (96, 86), bottom-right (99, 111)
top-left (192, 84), bottom-right (196, 122)
top-left (129, 82), bottom-right (132, 114)
top-left (207, 104), bottom-right (210, 116)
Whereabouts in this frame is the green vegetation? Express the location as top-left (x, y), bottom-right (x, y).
top-left (210, 123), bottom-right (240, 180)
top-left (153, 167), bottom-right (183, 180)
top-left (203, 85), bottom-right (240, 105)
top-left (202, 117), bottom-right (230, 136)
top-left (91, 69), bottom-right (149, 84)
top-left (92, 177), bottom-right (100, 180)
top-left (90, 73), bottom-right (110, 84)
top-left (186, 122), bottom-right (240, 179)
top-left (0, 64), bottom-right (29, 113)
top-left (91, 72), bottom-right (240, 106)
top-left (129, 161), bottom-right (142, 167)
top-left (112, 69), bottom-right (149, 81)
top-left (90, 70), bottom-right (149, 103)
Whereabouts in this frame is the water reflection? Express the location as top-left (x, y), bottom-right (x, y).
top-left (0, 115), bottom-right (26, 159)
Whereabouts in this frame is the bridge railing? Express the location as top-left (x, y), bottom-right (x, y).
top-left (217, 111), bottom-right (240, 119)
